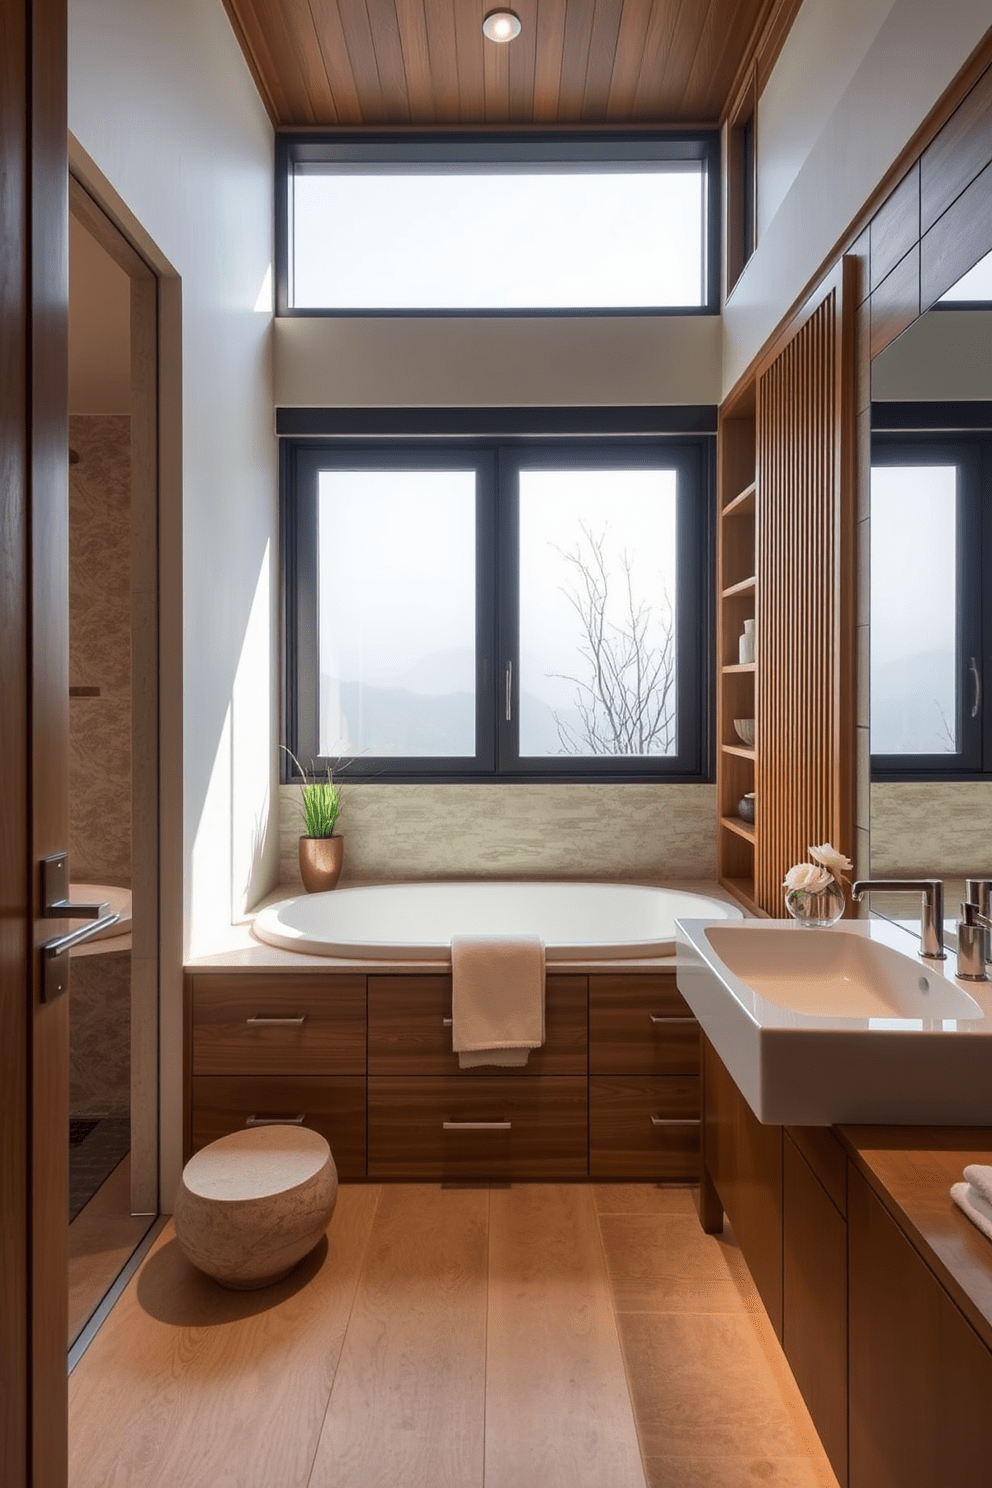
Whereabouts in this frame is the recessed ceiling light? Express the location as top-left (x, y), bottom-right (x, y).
top-left (482, 10), bottom-right (521, 43)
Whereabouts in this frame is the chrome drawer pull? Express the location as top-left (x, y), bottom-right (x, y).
top-left (649, 1014), bottom-right (696, 1025)
top-left (246, 1113), bottom-right (306, 1126)
top-left (247, 1015), bottom-right (306, 1026)
top-left (442, 1016), bottom-right (453, 1026)
top-left (442, 1120), bottom-right (512, 1131)
top-left (650, 1116), bottom-right (701, 1126)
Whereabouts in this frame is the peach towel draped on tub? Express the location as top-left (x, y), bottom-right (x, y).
top-left (450, 933), bottom-right (546, 1068)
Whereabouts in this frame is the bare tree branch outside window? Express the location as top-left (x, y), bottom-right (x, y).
top-left (549, 523), bottom-right (676, 755)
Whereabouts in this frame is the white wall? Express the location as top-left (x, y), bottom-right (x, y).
top-left (69, 0), bottom-right (277, 1202)
top-left (872, 309), bottom-right (992, 400)
top-left (275, 314), bottom-right (722, 408)
top-left (725, 0), bottom-right (992, 392)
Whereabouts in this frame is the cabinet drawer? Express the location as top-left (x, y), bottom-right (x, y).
top-left (589, 975), bottom-right (698, 1075)
top-left (589, 1075), bottom-right (700, 1179)
top-left (190, 974), bottom-right (366, 1076)
top-left (368, 1076), bottom-right (588, 1179)
top-left (190, 1075), bottom-right (367, 1178)
top-left (368, 974), bottom-right (587, 1076)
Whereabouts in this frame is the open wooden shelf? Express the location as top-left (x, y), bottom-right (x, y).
top-left (722, 575), bottom-right (756, 598)
top-left (719, 875), bottom-right (760, 915)
top-left (721, 743), bottom-right (756, 761)
top-left (722, 481), bottom-right (756, 517)
top-left (720, 814), bottom-right (756, 844)
top-left (721, 662), bottom-right (755, 675)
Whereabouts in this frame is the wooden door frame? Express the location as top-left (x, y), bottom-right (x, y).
top-left (67, 180), bottom-right (161, 1216)
top-left (67, 137), bottom-right (185, 1220)
top-left (0, 0), bottom-right (71, 1480)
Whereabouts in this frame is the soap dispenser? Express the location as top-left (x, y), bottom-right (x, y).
top-left (957, 901), bottom-right (992, 981)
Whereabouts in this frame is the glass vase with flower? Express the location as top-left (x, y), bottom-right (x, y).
top-left (782, 843), bottom-right (852, 927)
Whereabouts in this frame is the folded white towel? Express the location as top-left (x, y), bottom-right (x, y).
top-left (451, 933), bottom-right (545, 1070)
top-left (963, 1164), bottom-right (992, 1206)
top-left (951, 1181), bottom-right (992, 1243)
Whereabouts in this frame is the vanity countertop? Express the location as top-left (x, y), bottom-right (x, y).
top-left (838, 1125), bottom-right (992, 1355)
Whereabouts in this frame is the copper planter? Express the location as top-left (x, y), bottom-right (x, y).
top-left (299, 835), bottom-right (344, 893)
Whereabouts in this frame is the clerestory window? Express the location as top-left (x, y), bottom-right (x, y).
top-left (276, 132), bottom-right (719, 316)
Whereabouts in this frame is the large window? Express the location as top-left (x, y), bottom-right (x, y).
top-left (871, 437), bottom-right (988, 778)
top-left (284, 439), bottom-right (711, 782)
top-left (277, 133), bottom-right (719, 315)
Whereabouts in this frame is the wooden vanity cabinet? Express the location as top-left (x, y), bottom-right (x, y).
top-left (783, 1129), bottom-right (848, 1487)
top-left (589, 973), bottom-right (701, 1179)
top-left (701, 1038), bottom-right (783, 1335)
top-left (848, 1165), bottom-right (992, 1488)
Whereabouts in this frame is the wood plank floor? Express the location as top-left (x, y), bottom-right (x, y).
top-left (68, 1184), bottom-right (838, 1488)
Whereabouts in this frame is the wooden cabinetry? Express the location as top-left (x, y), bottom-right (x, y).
top-left (186, 972), bottom-right (368, 1177)
top-left (186, 966), bottom-right (702, 1181)
top-left (716, 390), bottom-right (758, 911)
top-left (848, 1166), bottom-right (992, 1488)
top-left (701, 1043), bottom-right (992, 1488)
top-left (783, 1130), bottom-right (848, 1487)
top-left (701, 1037), bottom-right (783, 1335)
top-left (589, 973), bottom-right (700, 1179)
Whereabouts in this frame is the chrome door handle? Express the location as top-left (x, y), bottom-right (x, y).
top-left (505, 662), bottom-right (513, 722)
top-left (39, 853), bottom-right (120, 1002)
top-left (41, 914), bottom-right (121, 1002)
top-left (246, 1015), bottom-right (306, 1026)
top-left (970, 656), bottom-right (981, 719)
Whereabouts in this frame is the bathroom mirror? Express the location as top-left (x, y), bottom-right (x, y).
top-left (869, 238), bottom-right (992, 924)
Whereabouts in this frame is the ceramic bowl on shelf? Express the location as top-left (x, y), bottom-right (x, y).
top-left (738, 793), bottom-right (755, 823)
top-left (733, 718), bottom-right (755, 746)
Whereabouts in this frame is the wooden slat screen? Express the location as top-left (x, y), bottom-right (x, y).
top-left (754, 259), bottom-right (856, 914)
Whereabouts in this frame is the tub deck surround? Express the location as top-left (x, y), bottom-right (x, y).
top-left (183, 881), bottom-right (745, 1181)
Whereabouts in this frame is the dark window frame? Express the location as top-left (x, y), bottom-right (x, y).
top-left (870, 430), bottom-right (990, 782)
top-left (281, 428), bottom-right (714, 785)
top-left (275, 129), bottom-right (721, 318)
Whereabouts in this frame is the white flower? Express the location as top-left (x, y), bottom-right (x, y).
top-left (783, 861), bottom-right (833, 894)
top-left (808, 842), bottom-right (853, 881)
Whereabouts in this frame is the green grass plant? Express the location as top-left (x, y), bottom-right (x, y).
top-left (284, 749), bottom-right (340, 838)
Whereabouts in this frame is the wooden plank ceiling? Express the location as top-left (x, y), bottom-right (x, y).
top-left (222, 0), bottom-right (800, 129)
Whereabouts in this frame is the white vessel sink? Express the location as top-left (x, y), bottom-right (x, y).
top-left (675, 918), bottom-right (992, 1126)
top-left (702, 924), bottom-right (979, 1020)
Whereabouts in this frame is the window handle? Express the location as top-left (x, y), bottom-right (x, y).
top-left (505, 661), bottom-right (512, 722)
top-left (971, 656), bottom-right (981, 719)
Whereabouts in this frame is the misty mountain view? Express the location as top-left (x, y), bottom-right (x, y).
top-left (870, 647), bottom-right (957, 755)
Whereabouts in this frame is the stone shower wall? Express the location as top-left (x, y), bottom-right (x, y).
top-left (69, 414), bottom-right (131, 883)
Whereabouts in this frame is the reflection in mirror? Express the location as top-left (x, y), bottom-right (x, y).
top-left (869, 249), bottom-right (992, 941)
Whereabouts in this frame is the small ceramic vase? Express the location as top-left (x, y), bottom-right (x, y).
top-left (738, 618), bottom-right (756, 664)
top-left (784, 879), bottom-right (845, 928)
top-left (299, 835), bottom-right (343, 892)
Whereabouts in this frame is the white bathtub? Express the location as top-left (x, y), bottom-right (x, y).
top-left (253, 882), bottom-right (743, 962)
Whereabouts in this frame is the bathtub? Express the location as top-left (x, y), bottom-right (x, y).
top-left (252, 882), bottom-right (743, 962)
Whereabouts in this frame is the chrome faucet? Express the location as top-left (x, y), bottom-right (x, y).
top-left (850, 879), bottom-right (946, 959)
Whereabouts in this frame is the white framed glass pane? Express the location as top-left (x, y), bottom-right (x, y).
top-left (293, 168), bottom-right (704, 310)
top-left (870, 465), bottom-right (957, 754)
top-left (318, 471), bottom-right (476, 757)
top-left (518, 469), bottom-right (678, 757)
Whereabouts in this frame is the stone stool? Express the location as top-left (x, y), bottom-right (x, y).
top-left (174, 1125), bottom-right (337, 1289)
